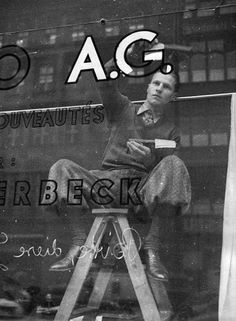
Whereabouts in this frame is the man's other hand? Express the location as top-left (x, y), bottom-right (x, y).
top-left (127, 141), bottom-right (154, 168)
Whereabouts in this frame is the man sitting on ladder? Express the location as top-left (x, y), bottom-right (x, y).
top-left (43, 41), bottom-right (191, 283)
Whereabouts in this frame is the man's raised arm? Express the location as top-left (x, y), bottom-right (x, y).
top-left (98, 58), bottom-right (129, 124)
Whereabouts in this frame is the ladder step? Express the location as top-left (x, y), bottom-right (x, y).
top-left (71, 311), bottom-right (138, 321)
top-left (92, 208), bottom-right (129, 216)
top-left (71, 316), bottom-right (102, 321)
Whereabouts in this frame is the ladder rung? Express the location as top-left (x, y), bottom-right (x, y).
top-left (92, 208), bottom-right (129, 216)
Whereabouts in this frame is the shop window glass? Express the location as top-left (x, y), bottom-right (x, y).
top-left (16, 32), bottom-right (29, 47)
top-left (226, 51), bottom-right (236, 79)
top-left (45, 29), bottom-right (57, 45)
top-left (180, 116), bottom-right (191, 146)
top-left (179, 59), bottom-right (190, 83)
top-left (211, 132), bottom-right (228, 146)
top-left (208, 39), bottom-right (224, 52)
top-left (15, 70), bottom-right (26, 94)
top-left (105, 22), bottom-right (120, 36)
top-left (71, 26), bottom-right (85, 41)
top-left (0, 55), bottom-right (19, 80)
top-left (66, 66), bottom-right (77, 88)
top-left (128, 68), bottom-right (144, 84)
top-left (39, 66), bottom-right (54, 91)
top-left (64, 65), bottom-right (78, 96)
top-left (191, 115), bottom-right (209, 146)
top-left (197, 1), bottom-right (218, 17)
top-left (191, 54), bottom-right (207, 82)
top-left (32, 126), bottom-right (50, 145)
top-left (128, 23), bottom-right (144, 31)
top-left (183, 0), bottom-right (196, 18)
top-left (209, 114), bottom-right (229, 146)
top-left (192, 198), bottom-right (211, 215)
top-left (208, 53), bottom-right (224, 81)
top-left (8, 127), bottom-right (18, 146)
top-left (212, 198), bottom-right (224, 215)
top-left (191, 41), bottom-right (206, 53)
top-left (220, 0), bottom-right (236, 14)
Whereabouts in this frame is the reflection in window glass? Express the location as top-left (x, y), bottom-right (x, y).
top-left (183, 251), bottom-right (203, 269)
top-left (65, 66), bottom-right (77, 90)
top-left (226, 51), bottom-right (236, 79)
top-left (128, 23), bottom-right (144, 31)
top-left (1, 55), bottom-right (19, 80)
top-left (128, 68), bottom-right (144, 84)
top-left (192, 198), bottom-right (211, 215)
top-left (191, 54), bottom-right (207, 82)
top-left (45, 29), bottom-right (57, 44)
top-left (15, 70), bottom-right (26, 94)
top-left (16, 32), bottom-right (29, 47)
top-left (179, 60), bottom-right (189, 83)
top-left (8, 126), bottom-right (19, 146)
top-left (192, 115), bottom-right (209, 146)
top-left (208, 39), bottom-right (224, 52)
top-left (192, 133), bottom-right (209, 146)
top-left (220, 0), bottom-right (236, 14)
top-left (71, 26), bottom-right (85, 41)
top-left (181, 134), bottom-right (191, 147)
top-left (183, 0), bottom-right (196, 18)
top-left (191, 41), bottom-right (206, 53)
top-left (180, 116), bottom-right (191, 146)
top-left (39, 66), bottom-right (54, 91)
top-left (105, 22), bottom-right (120, 37)
top-left (209, 53), bottom-right (224, 81)
top-left (209, 114), bottom-right (229, 146)
top-left (211, 133), bottom-right (228, 145)
top-left (32, 127), bottom-right (49, 145)
top-left (197, 1), bottom-right (218, 17)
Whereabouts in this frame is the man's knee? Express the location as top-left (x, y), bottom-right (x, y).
top-left (161, 154), bottom-right (182, 164)
top-left (154, 155), bottom-right (184, 172)
top-left (49, 159), bottom-right (76, 175)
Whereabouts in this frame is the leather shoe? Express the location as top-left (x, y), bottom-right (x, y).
top-left (49, 245), bottom-right (80, 271)
top-left (144, 248), bottom-right (168, 281)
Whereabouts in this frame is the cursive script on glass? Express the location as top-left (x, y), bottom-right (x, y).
top-left (76, 227), bottom-right (142, 262)
top-left (0, 233), bottom-right (62, 271)
top-left (0, 232), bottom-right (9, 271)
top-left (13, 239), bottom-right (62, 258)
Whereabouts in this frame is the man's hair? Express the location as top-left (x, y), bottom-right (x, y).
top-left (168, 70), bottom-right (180, 93)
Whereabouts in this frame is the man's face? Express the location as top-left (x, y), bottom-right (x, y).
top-left (146, 72), bottom-right (176, 107)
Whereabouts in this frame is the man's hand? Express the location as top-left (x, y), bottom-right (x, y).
top-left (126, 38), bottom-right (159, 62)
top-left (127, 140), bottom-right (154, 168)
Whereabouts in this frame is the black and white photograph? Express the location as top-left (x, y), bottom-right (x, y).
top-left (0, 1), bottom-right (235, 320)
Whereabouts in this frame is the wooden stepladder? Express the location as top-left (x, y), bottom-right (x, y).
top-left (54, 208), bottom-right (162, 321)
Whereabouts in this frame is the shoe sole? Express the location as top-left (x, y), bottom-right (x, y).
top-left (146, 271), bottom-right (168, 282)
top-left (49, 267), bottom-right (74, 272)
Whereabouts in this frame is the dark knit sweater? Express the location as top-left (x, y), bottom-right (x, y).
top-left (99, 61), bottom-right (180, 172)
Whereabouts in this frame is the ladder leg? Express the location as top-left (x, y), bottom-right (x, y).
top-left (82, 267), bottom-right (113, 321)
top-left (54, 216), bottom-right (108, 321)
top-left (87, 266), bottom-right (113, 308)
top-left (114, 215), bottom-right (162, 321)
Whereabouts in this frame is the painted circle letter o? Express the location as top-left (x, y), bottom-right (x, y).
top-left (0, 45), bottom-right (30, 90)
